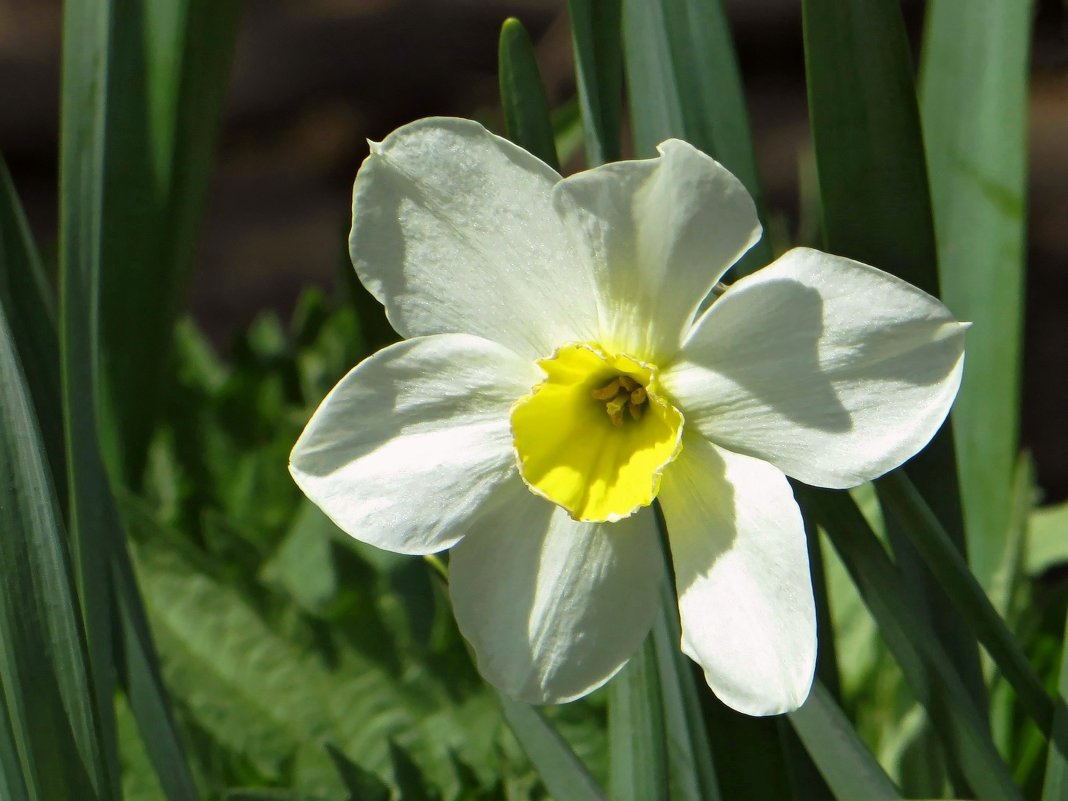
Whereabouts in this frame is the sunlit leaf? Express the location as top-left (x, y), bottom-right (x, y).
top-left (0, 303), bottom-right (111, 800)
top-left (499, 17), bottom-right (560, 171)
top-left (608, 636), bottom-right (667, 801)
top-left (919, 0), bottom-right (1033, 594)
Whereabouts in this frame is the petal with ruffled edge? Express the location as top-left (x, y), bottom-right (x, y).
top-left (662, 247), bottom-right (967, 489)
top-left (350, 117), bottom-right (600, 361)
top-left (658, 433), bottom-right (815, 716)
top-left (552, 139), bottom-right (761, 365)
top-left (449, 488), bottom-right (663, 704)
top-left (289, 333), bottom-right (541, 555)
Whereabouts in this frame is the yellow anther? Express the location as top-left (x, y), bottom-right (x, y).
top-left (628, 400), bottom-right (643, 421)
top-left (591, 378), bottom-right (621, 400)
top-left (606, 396), bottom-right (627, 426)
top-left (618, 375), bottom-right (639, 392)
top-left (630, 386), bottom-right (647, 405)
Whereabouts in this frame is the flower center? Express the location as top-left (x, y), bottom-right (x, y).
top-left (510, 343), bottom-right (684, 523)
top-left (591, 374), bottom-right (649, 426)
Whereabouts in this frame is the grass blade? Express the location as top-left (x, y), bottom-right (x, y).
top-left (651, 609), bottom-right (721, 801)
top-left (499, 17), bottom-right (560, 171)
top-left (113, 542), bottom-right (201, 801)
top-left (609, 636), bottom-right (668, 801)
top-left (99, 0), bottom-right (242, 485)
top-left (0, 303), bottom-right (111, 800)
top-left (876, 469), bottom-right (1053, 736)
top-left (1041, 612), bottom-right (1068, 801)
top-left (800, 0), bottom-right (986, 723)
top-left (801, 0), bottom-right (936, 292)
top-left (59, 0), bottom-right (122, 793)
top-left (789, 680), bottom-right (902, 800)
top-left (62, 3), bottom-right (212, 798)
top-left (0, 695), bottom-right (30, 801)
top-left (568, 0), bottom-right (623, 166)
top-left (621, 0), bottom-right (771, 274)
top-left (499, 696), bottom-right (606, 801)
top-left (0, 156), bottom-right (65, 510)
top-left (918, 0), bottom-right (1033, 593)
top-left (797, 485), bottom-right (1023, 801)
top-left (804, 506), bottom-right (841, 700)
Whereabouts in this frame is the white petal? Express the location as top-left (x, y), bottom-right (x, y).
top-left (659, 434), bottom-right (815, 716)
top-left (449, 492), bottom-right (663, 704)
top-left (663, 247), bottom-right (967, 488)
top-left (350, 117), bottom-right (600, 360)
top-left (553, 139), bottom-right (761, 364)
top-left (289, 333), bottom-right (541, 555)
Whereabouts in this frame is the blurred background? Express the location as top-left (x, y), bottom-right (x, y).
top-left (1, 0), bottom-right (1066, 501)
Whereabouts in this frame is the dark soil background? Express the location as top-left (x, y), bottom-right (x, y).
top-left (1, 0), bottom-right (1066, 501)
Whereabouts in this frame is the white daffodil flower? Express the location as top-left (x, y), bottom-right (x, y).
top-left (289, 117), bottom-right (966, 716)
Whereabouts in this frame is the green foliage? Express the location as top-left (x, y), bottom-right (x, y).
top-left (608, 637), bottom-right (667, 801)
top-left (0, 302), bottom-right (111, 801)
top-left (98, 0), bottom-right (242, 487)
top-left (3, 0), bottom-right (1062, 799)
top-left (919, 0), bottom-right (1033, 594)
top-left (132, 290), bottom-right (609, 799)
top-left (499, 18), bottom-right (561, 171)
top-left (568, 0), bottom-right (623, 166)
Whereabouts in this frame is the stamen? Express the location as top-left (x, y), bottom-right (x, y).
top-left (591, 378), bottom-right (621, 400)
top-left (593, 372), bottom-right (650, 427)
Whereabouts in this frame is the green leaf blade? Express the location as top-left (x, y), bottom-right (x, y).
top-left (788, 681), bottom-right (902, 801)
top-left (798, 485), bottom-right (1023, 801)
top-left (499, 17), bottom-right (561, 171)
top-left (800, 0), bottom-right (986, 730)
top-left (0, 303), bottom-right (111, 801)
top-left (499, 696), bottom-right (606, 801)
top-left (1041, 612), bottom-right (1068, 801)
top-left (919, 0), bottom-right (1033, 593)
top-left (59, 0), bottom-right (123, 794)
top-left (875, 469), bottom-right (1053, 736)
top-left (0, 155), bottom-right (65, 511)
top-left (608, 636), bottom-right (668, 801)
top-left (651, 604), bottom-right (721, 801)
top-left (99, 0), bottom-right (242, 486)
top-left (568, 0), bottom-right (623, 166)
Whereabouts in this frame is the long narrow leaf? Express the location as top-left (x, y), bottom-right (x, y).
top-left (499, 17), bottom-right (560, 171)
top-left (876, 469), bottom-right (1053, 736)
top-left (609, 636), bottom-right (668, 801)
top-left (64, 4), bottom-right (216, 798)
top-left (918, 0), bottom-right (1033, 592)
top-left (804, 507), bottom-right (841, 700)
top-left (789, 681), bottom-right (901, 801)
top-left (113, 543), bottom-right (201, 801)
top-left (1041, 612), bottom-right (1068, 801)
top-left (0, 303), bottom-right (110, 801)
top-left (651, 579), bottom-right (721, 801)
top-left (798, 485), bottom-right (1022, 801)
top-left (99, 0), bottom-right (242, 485)
top-left (801, 0), bottom-right (986, 723)
top-left (0, 695), bottom-right (30, 801)
top-left (621, 0), bottom-right (771, 274)
top-left (0, 156), bottom-right (65, 510)
top-left (59, 0), bottom-right (122, 793)
top-left (568, 0), bottom-right (623, 166)
top-left (499, 696), bottom-right (606, 801)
